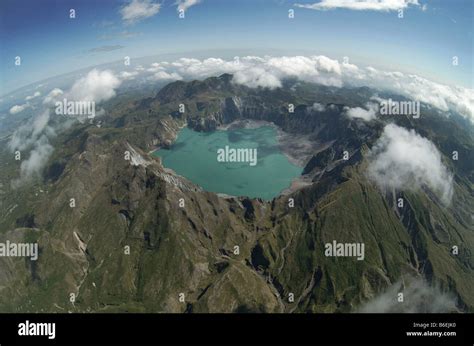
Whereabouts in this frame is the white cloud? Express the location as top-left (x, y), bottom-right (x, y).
top-left (344, 102), bottom-right (378, 121)
top-left (367, 123), bottom-right (453, 205)
top-left (9, 110), bottom-right (53, 152)
top-left (166, 56), bottom-right (345, 88)
top-left (43, 88), bottom-right (64, 105)
top-left (8, 109), bottom-right (56, 187)
top-left (266, 56), bottom-right (320, 76)
top-left (8, 70), bottom-right (123, 187)
top-left (172, 57), bottom-right (242, 79)
top-left (136, 55), bottom-right (474, 122)
top-left (43, 71), bottom-right (120, 112)
top-left (233, 67), bottom-right (282, 89)
top-left (358, 277), bottom-right (457, 313)
top-left (66, 69), bottom-right (121, 103)
top-left (9, 104), bottom-right (29, 115)
top-left (13, 136), bottom-right (54, 187)
top-left (264, 55), bottom-right (343, 87)
top-left (311, 102), bottom-right (326, 112)
top-left (120, 71), bottom-right (139, 80)
top-left (176, 0), bottom-right (201, 12)
top-left (150, 71), bottom-right (183, 81)
top-left (354, 66), bottom-right (474, 121)
top-left (120, 0), bottom-right (161, 24)
top-left (57, 70), bottom-right (121, 123)
top-left (147, 62), bottom-right (167, 73)
top-left (25, 91), bottom-right (41, 101)
top-left (295, 0), bottom-right (420, 11)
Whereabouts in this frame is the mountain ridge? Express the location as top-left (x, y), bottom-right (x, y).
top-left (0, 74), bottom-right (472, 312)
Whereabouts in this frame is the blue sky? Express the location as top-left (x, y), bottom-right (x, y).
top-left (0, 0), bottom-right (472, 95)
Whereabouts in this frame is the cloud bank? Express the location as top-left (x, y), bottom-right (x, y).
top-left (367, 124), bottom-right (453, 204)
top-left (295, 0), bottom-right (421, 12)
top-left (9, 69), bottom-right (122, 187)
top-left (135, 55), bottom-right (473, 122)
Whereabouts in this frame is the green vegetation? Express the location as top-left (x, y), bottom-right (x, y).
top-left (0, 74), bottom-right (472, 313)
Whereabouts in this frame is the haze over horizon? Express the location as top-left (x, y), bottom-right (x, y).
top-left (1, 0), bottom-right (472, 96)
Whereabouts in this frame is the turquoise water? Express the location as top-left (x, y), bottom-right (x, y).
top-left (153, 126), bottom-right (301, 200)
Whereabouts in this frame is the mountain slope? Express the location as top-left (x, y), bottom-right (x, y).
top-left (0, 74), bottom-right (472, 312)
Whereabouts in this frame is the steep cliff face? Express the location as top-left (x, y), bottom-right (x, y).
top-left (0, 74), bottom-right (472, 313)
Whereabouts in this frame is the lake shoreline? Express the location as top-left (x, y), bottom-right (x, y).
top-left (153, 124), bottom-right (303, 200)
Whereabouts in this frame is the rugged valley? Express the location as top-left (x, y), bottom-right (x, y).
top-left (0, 74), bottom-right (473, 313)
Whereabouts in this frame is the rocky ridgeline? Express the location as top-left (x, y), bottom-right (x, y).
top-left (0, 74), bottom-right (472, 313)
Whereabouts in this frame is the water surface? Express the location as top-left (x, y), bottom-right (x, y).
top-left (154, 126), bottom-right (301, 200)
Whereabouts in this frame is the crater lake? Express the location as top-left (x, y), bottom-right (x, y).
top-left (153, 125), bottom-right (302, 200)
